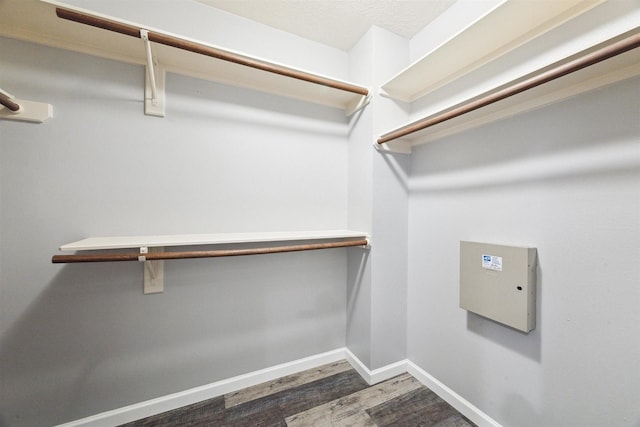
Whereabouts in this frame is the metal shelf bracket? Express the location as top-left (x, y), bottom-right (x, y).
top-left (141, 247), bottom-right (164, 294)
top-left (141, 29), bottom-right (166, 117)
top-left (0, 88), bottom-right (53, 123)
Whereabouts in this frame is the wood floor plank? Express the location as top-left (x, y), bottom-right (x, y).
top-left (366, 387), bottom-right (475, 427)
top-left (226, 369), bottom-right (369, 426)
top-left (225, 360), bottom-right (353, 408)
top-left (284, 373), bottom-right (423, 426)
top-left (119, 361), bottom-right (475, 427)
top-left (432, 415), bottom-right (477, 427)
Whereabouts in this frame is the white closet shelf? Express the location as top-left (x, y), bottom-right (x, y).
top-left (377, 28), bottom-right (640, 153)
top-left (0, 0), bottom-right (369, 115)
top-left (58, 230), bottom-right (370, 252)
top-left (54, 230), bottom-right (369, 294)
top-left (380, 0), bottom-right (603, 103)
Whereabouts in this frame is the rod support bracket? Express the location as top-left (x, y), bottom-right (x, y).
top-left (374, 139), bottom-right (412, 154)
top-left (141, 29), bottom-right (166, 117)
top-left (0, 88), bottom-right (52, 123)
top-left (346, 91), bottom-right (371, 117)
top-left (142, 246), bottom-right (164, 294)
top-left (363, 238), bottom-right (372, 250)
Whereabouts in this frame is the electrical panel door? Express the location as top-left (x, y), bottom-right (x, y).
top-left (460, 241), bottom-right (537, 332)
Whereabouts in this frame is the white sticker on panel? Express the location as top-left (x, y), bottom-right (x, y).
top-left (482, 254), bottom-right (503, 271)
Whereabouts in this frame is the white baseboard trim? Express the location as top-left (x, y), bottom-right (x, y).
top-left (344, 348), bottom-right (408, 385)
top-left (407, 361), bottom-right (502, 427)
top-left (345, 352), bottom-right (501, 426)
top-left (55, 348), bottom-right (347, 427)
top-left (56, 348), bottom-right (500, 427)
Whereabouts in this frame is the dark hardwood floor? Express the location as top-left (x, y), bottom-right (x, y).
top-left (119, 360), bottom-right (475, 426)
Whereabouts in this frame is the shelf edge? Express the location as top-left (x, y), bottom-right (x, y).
top-left (59, 230), bottom-right (370, 251)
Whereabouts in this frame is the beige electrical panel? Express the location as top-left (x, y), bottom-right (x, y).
top-left (460, 241), bottom-right (537, 333)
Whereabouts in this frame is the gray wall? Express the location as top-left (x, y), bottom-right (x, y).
top-left (405, 3), bottom-right (640, 425)
top-left (406, 75), bottom-right (640, 426)
top-left (0, 28), bottom-right (353, 426)
top-left (2, 1), bottom-right (639, 426)
top-left (346, 26), bottom-right (410, 371)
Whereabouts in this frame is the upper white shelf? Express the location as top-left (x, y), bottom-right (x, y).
top-left (377, 29), bottom-right (640, 153)
top-left (381, 0), bottom-right (603, 103)
top-left (0, 0), bottom-right (369, 114)
top-left (59, 230), bottom-right (369, 251)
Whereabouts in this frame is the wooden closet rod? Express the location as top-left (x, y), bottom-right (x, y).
top-left (0, 92), bottom-right (21, 112)
top-left (51, 239), bottom-right (369, 263)
top-left (55, 8), bottom-right (369, 97)
top-left (378, 28), bottom-right (640, 145)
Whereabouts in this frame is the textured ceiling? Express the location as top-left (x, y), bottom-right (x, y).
top-left (195, 0), bottom-right (455, 51)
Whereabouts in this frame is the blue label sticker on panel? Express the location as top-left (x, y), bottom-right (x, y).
top-left (482, 254), bottom-right (503, 271)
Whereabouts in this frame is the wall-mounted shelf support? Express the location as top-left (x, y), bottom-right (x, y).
top-left (141, 29), bottom-right (165, 117)
top-left (141, 247), bottom-right (164, 294)
top-left (374, 139), bottom-right (412, 155)
top-left (141, 30), bottom-right (158, 102)
top-left (0, 88), bottom-right (53, 123)
top-left (346, 92), bottom-right (372, 117)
